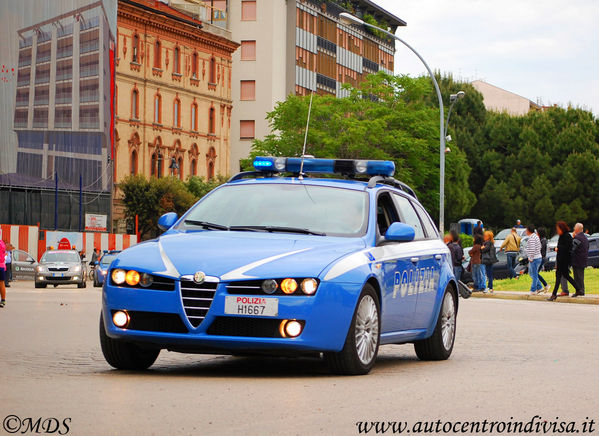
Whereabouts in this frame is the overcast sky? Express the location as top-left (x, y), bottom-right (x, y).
top-left (375, 0), bottom-right (599, 114)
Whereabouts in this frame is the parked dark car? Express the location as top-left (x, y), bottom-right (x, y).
top-left (544, 236), bottom-right (599, 271)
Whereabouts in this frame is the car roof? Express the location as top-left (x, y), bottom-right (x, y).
top-left (226, 176), bottom-right (416, 198)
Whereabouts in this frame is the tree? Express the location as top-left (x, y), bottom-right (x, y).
top-left (251, 72), bottom-right (476, 225)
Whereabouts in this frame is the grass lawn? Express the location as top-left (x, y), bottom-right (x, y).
top-left (492, 268), bottom-right (599, 294)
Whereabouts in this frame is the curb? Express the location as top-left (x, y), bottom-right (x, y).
top-left (470, 292), bottom-right (599, 305)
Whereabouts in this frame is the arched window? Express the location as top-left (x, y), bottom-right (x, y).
top-left (208, 106), bottom-right (215, 134)
top-left (178, 156), bottom-right (184, 180)
top-left (209, 56), bottom-right (216, 83)
top-left (154, 93), bottom-right (162, 124)
top-left (173, 97), bottom-right (181, 128)
top-left (130, 150), bottom-right (138, 175)
top-left (154, 40), bottom-right (161, 68)
top-left (174, 46), bottom-right (180, 74)
top-left (192, 52), bottom-right (198, 78)
top-left (191, 158), bottom-right (197, 176)
top-left (132, 33), bottom-right (139, 63)
top-left (131, 88), bottom-right (139, 119)
top-left (206, 146), bottom-right (217, 180)
top-left (150, 152), bottom-right (157, 177)
top-left (157, 152), bottom-right (163, 178)
top-left (191, 102), bottom-right (198, 131)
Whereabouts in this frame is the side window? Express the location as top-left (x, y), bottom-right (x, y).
top-left (376, 192), bottom-right (399, 236)
top-left (412, 201), bottom-right (439, 239)
top-left (392, 194), bottom-right (425, 240)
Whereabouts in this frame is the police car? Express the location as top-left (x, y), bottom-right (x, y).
top-left (100, 157), bottom-right (458, 375)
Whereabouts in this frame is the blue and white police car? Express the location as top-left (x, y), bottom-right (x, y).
top-left (100, 157), bottom-right (458, 375)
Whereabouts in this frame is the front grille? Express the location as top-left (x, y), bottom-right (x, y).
top-left (207, 316), bottom-right (282, 338)
top-left (180, 279), bottom-right (218, 327)
top-left (112, 310), bottom-right (188, 333)
top-left (49, 267), bottom-right (69, 272)
top-left (46, 276), bottom-right (72, 281)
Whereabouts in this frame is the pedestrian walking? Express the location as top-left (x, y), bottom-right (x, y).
top-left (481, 230), bottom-right (498, 293)
top-left (537, 227), bottom-right (550, 293)
top-left (548, 221), bottom-right (581, 301)
top-left (470, 234), bottom-right (485, 291)
top-left (0, 239), bottom-right (7, 308)
top-left (4, 246), bottom-right (12, 288)
top-left (448, 230), bottom-right (464, 282)
top-left (499, 228), bottom-right (521, 279)
top-left (570, 223), bottom-right (588, 297)
top-left (525, 225), bottom-right (543, 295)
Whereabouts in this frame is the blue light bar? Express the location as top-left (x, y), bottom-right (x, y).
top-left (252, 156), bottom-right (395, 177)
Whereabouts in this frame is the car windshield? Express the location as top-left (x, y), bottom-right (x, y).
top-left (495, 229), bottom-right (511, 239)
top-left (41, 252), bottom-right (80, 263)
top-left (177, 183), bottom-right (369, 237)
top-left (100, 255), bottom-right (117, 266)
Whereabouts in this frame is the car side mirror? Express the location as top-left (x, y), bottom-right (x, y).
top-left (385, 222), bottom-right (415, 242)
top-left (158, 212), bottom-right (178, 231)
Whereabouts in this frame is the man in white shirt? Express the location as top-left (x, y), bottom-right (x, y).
top-left (525, 225), bottom-right (543, 295)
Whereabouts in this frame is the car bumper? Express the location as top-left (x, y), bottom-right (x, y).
top-left (36, 273), bottom-right (83, 284)
top-left (102, 280), bottom-right (362, 353)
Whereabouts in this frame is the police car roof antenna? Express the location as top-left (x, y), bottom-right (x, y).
top-left (298, 90), bottom-right (315, 181)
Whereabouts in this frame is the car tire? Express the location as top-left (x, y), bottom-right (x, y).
top-left (99, 314), bottom-right (160, 370)
top-left (34, 282), bottom-right (47, 288)
top-left (414, 286), bottom-right (457, 361)
top-left (324, 283), bottom-right (380, 375)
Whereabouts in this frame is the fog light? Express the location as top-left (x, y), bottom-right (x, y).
top-left (112, 310), bottom-right (130, 328)
top-left (301, 278), bottom-right (318, 295)
top-left (140, 273), bottom-right (153, 288)
top-left (262, 279), bottom-right (278, 294)
top-left (280, 319), bottom-right (303, 338)
top-left (125, 270), bottom-right (140, 286)
top-left (73, 276), bottom-right (79, 281)
top-left (112, 269), bottom-right (126, 285)
top-left (280, 278), bottom-right (298, 294)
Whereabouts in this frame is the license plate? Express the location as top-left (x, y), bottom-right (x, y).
top-left (224, 296), bottom-right (278, 317)
top-left (52, 273), bottom-right (64, 277)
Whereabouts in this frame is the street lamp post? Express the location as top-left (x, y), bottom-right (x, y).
top-left (445, 91), bottom-right (465, 142)
top-left (339, 12), bottom-right (447, 233)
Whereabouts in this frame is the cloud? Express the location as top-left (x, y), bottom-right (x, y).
top-left (376, 0), bottom-right (599, 113)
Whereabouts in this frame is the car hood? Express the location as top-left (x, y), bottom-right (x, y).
top-left (41, 262), bottom-right (80, 268)
top-left (113, 231), bottom-right (366, 280)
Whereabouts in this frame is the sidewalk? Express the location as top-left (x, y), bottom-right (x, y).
top-left (471, 290), bottom-right (599, 305)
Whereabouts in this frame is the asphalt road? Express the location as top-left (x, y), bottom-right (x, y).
top-left (1, 282), bottom-right (598, 435)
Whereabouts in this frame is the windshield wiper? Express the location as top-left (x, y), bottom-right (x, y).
top-left (184, 220), bottom-right (229, 231)
top-left (230, 225), bottom-right (325, 236)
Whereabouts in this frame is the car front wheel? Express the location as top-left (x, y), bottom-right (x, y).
top-left (324, 283), bottom-right (380, 375)
top-left (414, 286), bottom-right (457, 361)
top-left (99, 314), bottom-right (160, 370)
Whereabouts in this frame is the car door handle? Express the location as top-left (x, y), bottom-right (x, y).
top-left (435, 254), bottom-right (443, 261)
top-left (410, 257), bottom-right (419, 264)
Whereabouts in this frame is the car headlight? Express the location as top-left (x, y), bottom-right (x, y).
top-left (140, 273), bottom-right (153, 287)
top-left (125, 270), bottom-right (140, 286)
top-left (300, 278), bottom-right (318, 295)
top-left (101, 270), bottom-right (108, 275)
top-left (111, 269), bottom-right (126, 285)
top-left (72, 265), bottom-right (82, 272)
top-left (280, 278), bottom-right (298, 294)
top-left (36, 265), bottom-right (47, 273)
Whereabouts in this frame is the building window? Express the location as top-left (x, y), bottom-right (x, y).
top-left (132, 33), bottom-right (139, 63)
top-left (191, 158), bottom-right (197, 176)
top-left (240, 80), bottom-right (256, 101)
top-left (209, 56), bottom-right (216, 84)
top-left (154, 40), bottom-right (161, 68)
top-left (174, 46), bottom-right (180, 74)
top-left (173, 97), bottom-right (181, 128)
top-left (240, 120), bottom-right (255, 139)
top-left (192, 52), bottom-right (198, 78)
top-left (154, 93), bottom-right (162, 124)
top-left (151, 152), bottom-right (157, 177)
top-left (178, 156), bottom-right (184, 180)
top-left (241, 1), bottom-right (256, 21)
top-left (240, 40), bottom-right (256, 61)
top-left (130, 150), bottom-right (138, 175)
top-left (191, 102), bottom-right (198, 131)
top-left (206, 146), bottom-right (217, 180)
top-left (209, 107), bottom-right (215, 134)
top-left (132, 89), bottom-right (139, 119)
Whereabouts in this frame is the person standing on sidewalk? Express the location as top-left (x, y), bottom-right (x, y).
top-left (570, 223), bottom-right (588, 297)
top-left (0, 239), bottom-right (6, 308)
top-left (525, 225), bottom-right (543, 295)
top-left (470, 234), bottom-right (485, 292)
top-left (548, 221), bottom-right (581, 301)
top-left (448, 230), bottom-right (464, 282)
top-left (481, 231), bottom-right (498, 293)
top-left (499, 228), bottom-right (521, 279)
top-left (537, 227), bottom-right (550, 293)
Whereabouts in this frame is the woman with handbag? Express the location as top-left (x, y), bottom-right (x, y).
top-left (481, 230), bottom-right (498, 293)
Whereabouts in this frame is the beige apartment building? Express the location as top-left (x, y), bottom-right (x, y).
top-left (170, 0), bottom-right (405, 172)
top-left (471, 80), bottom-right (541, 116)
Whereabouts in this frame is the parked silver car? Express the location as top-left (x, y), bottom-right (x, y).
top-left (35, 250), bottom-right (86, 288)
